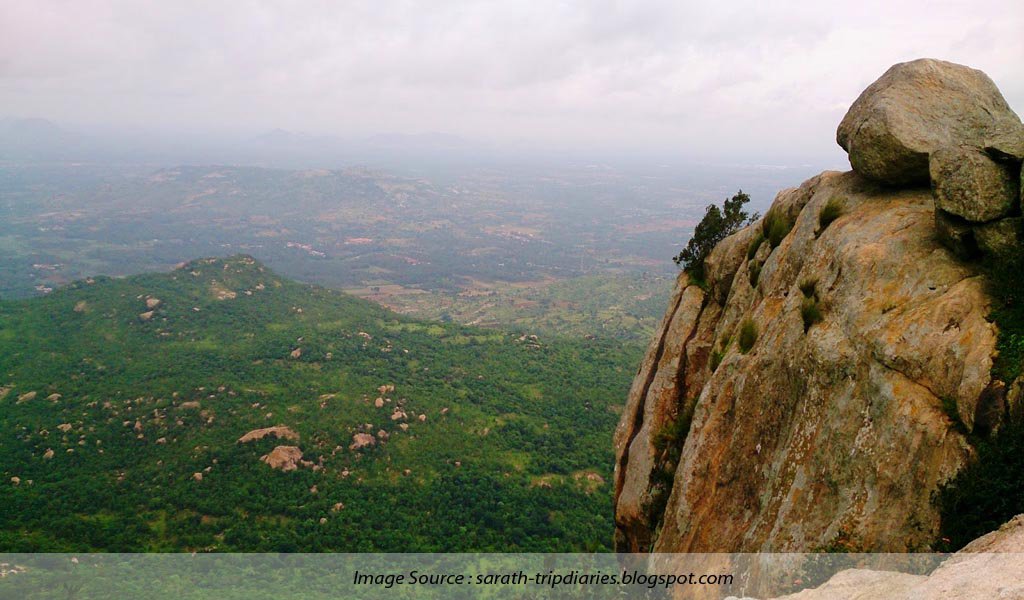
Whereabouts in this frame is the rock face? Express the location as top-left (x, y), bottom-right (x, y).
top-left (614, 60), bottom-right (1023, 555)
top-left (837, 58), bottom-right (1021, 185)
top-left (614, 171), bottom-right (997, 553)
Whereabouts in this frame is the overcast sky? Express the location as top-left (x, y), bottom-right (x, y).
top-left (2, 0), bottom-right (1022, 164)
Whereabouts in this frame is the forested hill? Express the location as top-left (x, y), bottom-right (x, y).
top-left (0, 255), bottom-right (640, 552)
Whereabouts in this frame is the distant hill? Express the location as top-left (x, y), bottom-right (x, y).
top-left (0, 256), bottom-right (636, 551)
top-left (0, 118), bottom-right (86, 160)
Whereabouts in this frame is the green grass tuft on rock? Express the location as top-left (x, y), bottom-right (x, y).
top-left (738, 319), bottom-right (758, 353)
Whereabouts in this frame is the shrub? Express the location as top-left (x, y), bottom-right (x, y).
top-left (798, 278), bottom-right (818, 299)
top-left (710, 336), bottom-right (730, 372)
top-left (748, 261), bottom-right (762, 287)
top-left (747, 231), bottom-right (765, 260)
top-left (932, 238), bottom-right (1024, 553)
top-left (982, 251), bottom-right (1024, 381)
top-left (673, 190), bottom-right (759, 280)
top-left (818, 197), bottom-right (845, 233)
top-left (738, 319), bottom-right (758, 353)
top-left (710, 349), bottom-right (725, 372)
top-left (937, 420), bottom-right (1024, 551)
top-left (648, 412), bottom-right (695, 526)
top-left (800, 297), bottom-right (822, 332)
top-left (763, 207), bottom-right (794, 248)
top-left (652, 414), bottom-right (693, 457)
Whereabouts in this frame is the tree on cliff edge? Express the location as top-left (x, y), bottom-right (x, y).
top-left (673, 190), bottom-right (757, 281)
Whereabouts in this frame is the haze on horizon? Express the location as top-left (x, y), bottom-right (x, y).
top-left (2, 0), bottom-right (1023, 166)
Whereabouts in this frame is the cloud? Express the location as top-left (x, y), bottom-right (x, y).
top-left (1, 0), bottom-right (1021, 162)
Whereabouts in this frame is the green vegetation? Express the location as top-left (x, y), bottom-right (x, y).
top-left (940, 396), bottom-right (968, 435)
top-left (799, 278), bottom-right (818, 299)
top-left (763, 207), bottom-right (795, 249)
top-left (985, 252), bottom-right (1024, 382)
top-left (738, 319), bottom-right (758, 353)
top-left (710, 349), bottom-right (725, 373)
top-left (937, 421), bottom-right (1024, 551)
top-left (748, 261), bottom-right (762, 288)
top-left (0, 256), bottom-right (641, 552)
top-left (673, 191), bottom-right (758, 281)
top-left (647, 412), bottom-right (694, 530)
top-left (937, 251), bottom-right (1024, 550)
top-left (799, 278), bottom-right (822, 332)
top-left (710, 336), bottom-right (730, 373)
top-left (747, 231), bottom-right (765, 260)
top-left (817, 197), bottom-right (845, 234)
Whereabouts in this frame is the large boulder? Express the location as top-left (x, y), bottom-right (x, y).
top-left (260, 446), bottom-right (303, 471)
top-left (975, 218), bottom-right (1023, 257)
top-left (837, 59), bottom-right (1021, 185)
top-left (984, 128), bottom-right (1024, 164)
top-left (929, 145), bottom-right (1019, 223)
top-left (238, 425), bottom-right (300, 443)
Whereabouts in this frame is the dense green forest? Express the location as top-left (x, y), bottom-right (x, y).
top-left (0, 256), bottom-right (645, 552)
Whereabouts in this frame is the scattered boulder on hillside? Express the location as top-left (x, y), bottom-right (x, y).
top-left (46, 393), bottom-right (61, 402)
top-left (10, 477), bottom-right (20, 486)
top-left (837, 58), bottom-right (1021, 185)
top-left (57, 423), bottom-right (72, 433)
top-left (237, 426), bottom-right (300, 443)
top-left (390, 409), bottom-right (407, 421)
top-left (16, 391), bottom-right (36, 404)
top-left (374, 397), bottom-right (385, 408)
top-left (260, 446), bottom-right (303, 471)
top-left (73, 301), bottom-right (88, 313)
top-left (192, 472), bottom-right (203, 482)
top-left (145, 297), bottom-right (161, 309)
top-left (43, 449), bottom-right (54, 460)
top-left (349, 433), bottom-right (376, 450)
top-left (289, 348), bottom-right (302, 359)
top-left (930, 146), bottom-right (1019, 223)
top-left (178, 401), bottom-right (201, 409)
top-left (138, 311), bottom-right (154, 321)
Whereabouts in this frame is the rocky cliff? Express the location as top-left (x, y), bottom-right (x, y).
top-left (614, 59), bottom-right (1024, 553)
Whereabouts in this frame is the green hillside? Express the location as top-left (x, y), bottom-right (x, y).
top-left (0, 256), bottom-right (640, 552)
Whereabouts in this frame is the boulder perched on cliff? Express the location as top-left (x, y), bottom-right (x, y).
top-left (616, 60), bottom-right (1024, 556)
top-left (930, 146), bottom-right (1019, 223)
top-left (837, 59), bottom-right (1021, 185)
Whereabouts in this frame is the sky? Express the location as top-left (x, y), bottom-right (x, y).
top-left (1, 0), bottom-right (1023, 164)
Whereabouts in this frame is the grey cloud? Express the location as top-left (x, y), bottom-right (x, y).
top-left (0, 0), bottom-right (1021, 163)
